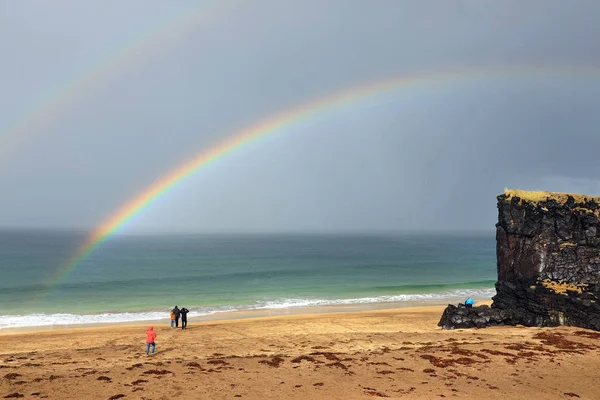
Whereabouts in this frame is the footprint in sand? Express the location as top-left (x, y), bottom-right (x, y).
top-left (142, 369), bottom-right (174, 376)
top-left (126, 363), bottom-right (143, 371)
top-left (377, 370), bottom-right (395, 375)
top-left (362, 387), bottom-right (388, 397)
top-left (393, 387), bottom-right (416, 395)
top-left (207, 359), bottom-right (229, 366)
top-left (325, 362), bottom-right (348, 370)
top-left (258, 357), bottom-right (285, 368)
top-left (291, 355), bottom-right (322, 364)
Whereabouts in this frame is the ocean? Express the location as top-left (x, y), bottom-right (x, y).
top-left (0, 230), bottom-right (497, 329)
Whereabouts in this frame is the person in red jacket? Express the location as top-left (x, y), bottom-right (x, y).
top-left (145, 326), bottom-right (157, 355)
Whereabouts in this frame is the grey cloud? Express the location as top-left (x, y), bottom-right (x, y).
top-left (1, 0), bottom-right (599, 232)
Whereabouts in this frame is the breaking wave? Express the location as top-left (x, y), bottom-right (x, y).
top-left (0, 288), bottom-right (495, 329)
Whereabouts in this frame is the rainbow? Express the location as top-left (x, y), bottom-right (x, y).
top-left (49, 65), bottom-right (600, 289)
top-left (0, 0), bottom-right (242, 165)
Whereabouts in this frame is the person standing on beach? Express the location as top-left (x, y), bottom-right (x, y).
top-left (172, 306), bottom-right (181, 328)
top-left (180, 307), bottom-right (189, 329)
top-left (170, 310), bottom-right (176, 328)
top-left (145, 326), bottom-right (157, 356)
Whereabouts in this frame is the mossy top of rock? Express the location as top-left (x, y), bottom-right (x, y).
top-left (502, 189), bottom-right (600, 207)
top-left (531, 278), bottom-right (588, 296)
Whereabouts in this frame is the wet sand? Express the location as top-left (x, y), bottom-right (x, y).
top-left (2, 305), bottom-right (599, 399)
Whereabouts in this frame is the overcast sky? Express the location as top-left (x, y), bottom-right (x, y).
top-left (1, 0), bottom-right (600, 233)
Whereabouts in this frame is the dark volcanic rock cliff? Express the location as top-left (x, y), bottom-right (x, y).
top-left (496, 190), bottom-right (600, 284)
top-left (439, 189), bottom-right (600, 331)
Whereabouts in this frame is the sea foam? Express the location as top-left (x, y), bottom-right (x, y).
top-left (0, 288), bottom-right (495, 329)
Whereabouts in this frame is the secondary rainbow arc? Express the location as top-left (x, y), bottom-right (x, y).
top-left (0, 1), bottom-right (241, 164)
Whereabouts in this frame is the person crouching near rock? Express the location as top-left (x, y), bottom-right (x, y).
top-left (146, 326), bottom-right (157, 356)
top-left (465, 297), bottom-right (474, 308)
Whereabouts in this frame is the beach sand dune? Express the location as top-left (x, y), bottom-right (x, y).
top-left (1, 306), bottom-right (599, 399)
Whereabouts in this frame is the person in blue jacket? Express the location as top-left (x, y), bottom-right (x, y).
top-left (465, 297), bottom-right (474, 308)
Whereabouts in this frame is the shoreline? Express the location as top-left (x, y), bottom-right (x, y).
top-left (0, 299), bottom-right (493, 334)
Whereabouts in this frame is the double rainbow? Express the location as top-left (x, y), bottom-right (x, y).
top-left (47, 65), bottom-right (600, 289)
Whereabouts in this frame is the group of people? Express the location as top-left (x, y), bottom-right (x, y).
top-left (144, 305), bottom-right (191, 355)
top-left (146, 299), bottom-right (480, 355)
top-left (170, 306), bottom-right (190, 329)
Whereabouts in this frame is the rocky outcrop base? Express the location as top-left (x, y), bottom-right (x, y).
top-left (438, 280), bottom-right (600, 330)
top-left (438, 305), bottom-right (501, 329)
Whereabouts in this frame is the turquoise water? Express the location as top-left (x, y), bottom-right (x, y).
top-left (0, 230), bottom-right (496, 328)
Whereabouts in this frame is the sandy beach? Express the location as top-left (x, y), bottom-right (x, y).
top-left (1, 305), bottom-right (599, 399)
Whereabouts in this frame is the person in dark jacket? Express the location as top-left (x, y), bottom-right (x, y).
top-left (172, 306), bottom-right (181, 328)
top-left (180, 307), bottom-right (189, 329)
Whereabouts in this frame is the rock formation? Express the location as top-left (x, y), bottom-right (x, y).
top-left (439, 189), bottom-right (600, 330)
